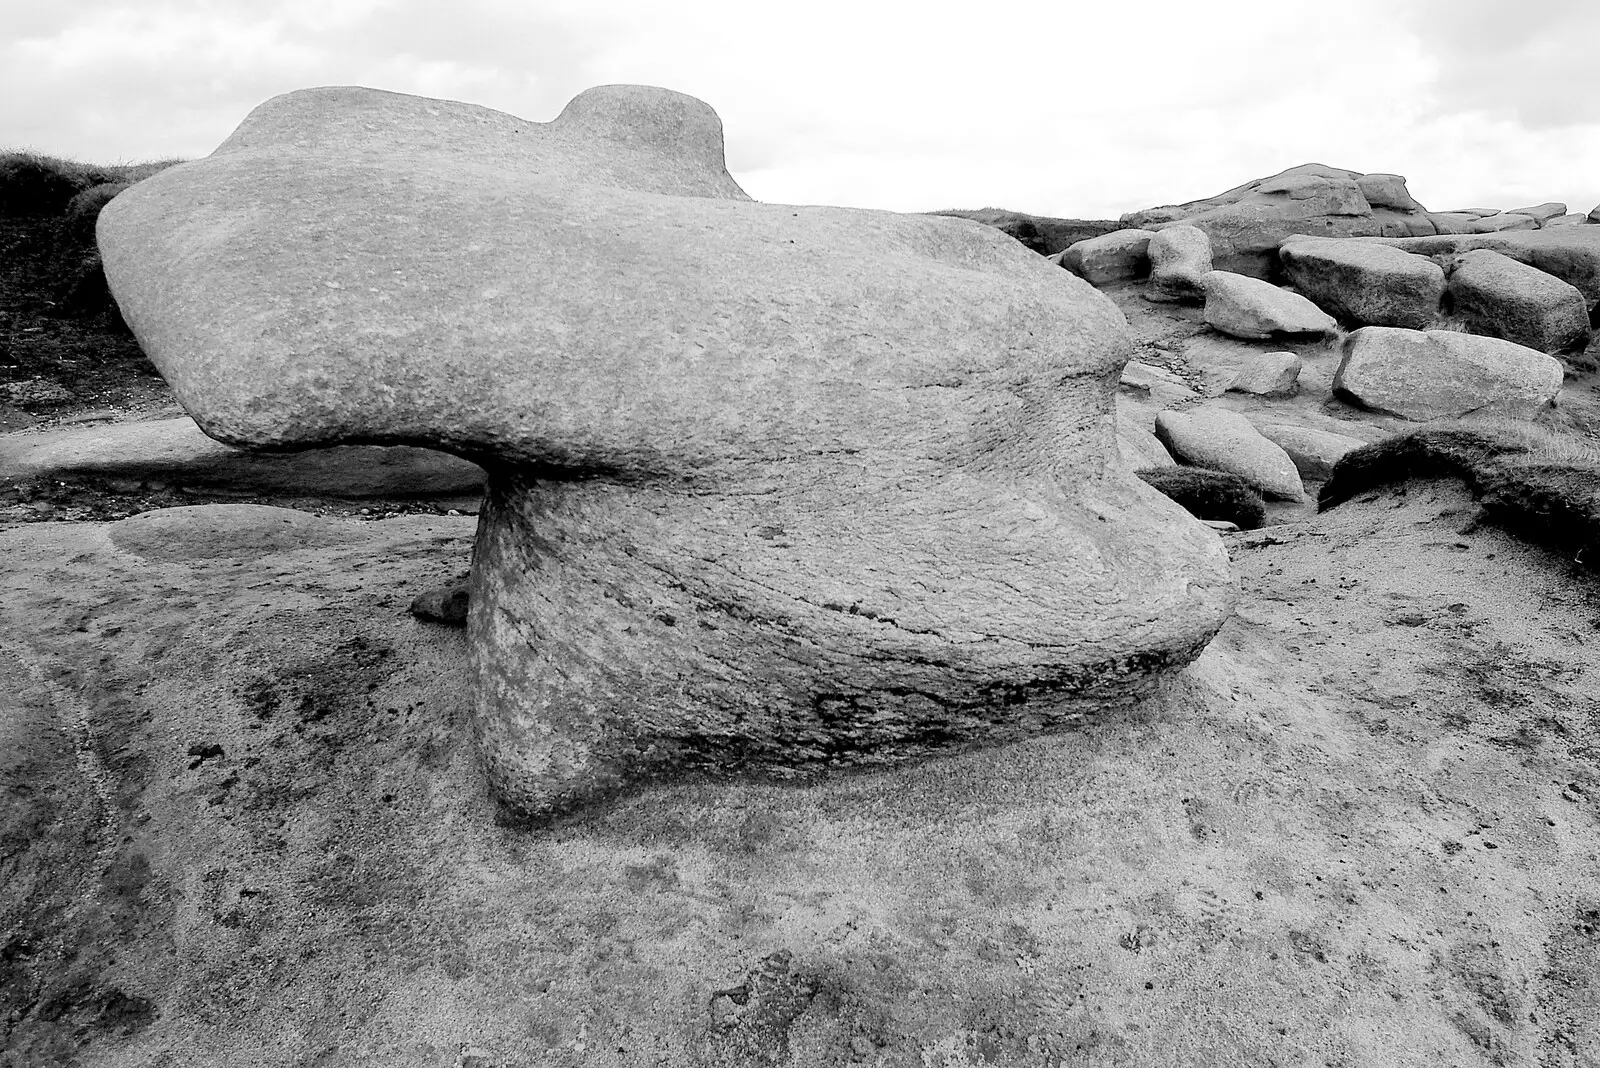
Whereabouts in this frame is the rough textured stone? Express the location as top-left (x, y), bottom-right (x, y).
top-left (1590, 204), bottom-right (1600, 224)
top-left (1116, 414), bottom-right (1174, 469)
top-left (1356, 174), bottom-right (1424, 212)
top-left (1508, 202), bottom-right (1567, 224)
top-left (1154, 409), bottom-right (1305, 500)
top-left (1145, 224), bottom-right (1212, 303)
top-left (1446, 249), bottom-right (1590, 354)
top-left (929, 208), bottom-right (1124, 256)
top-left (1377, 227), bottom-right (1600, 310)
top-left (0, 416), bottom-right (485, 497)
top-left (1278, 235), bottom-right (1445, 328)
top-left (1253, 423), bottom-right (1370, 480)
top-left (98, 84), bottom-right (1234, 820)
top-left (1470, 213), bottom-right (1538, 233)
top-left (1122, 163), bottom-right (1436, 277)
top-left (1225, 351), bottom-right (1302, 397)
top-left (1333, 327), bottom-right (1564, 421)
top-left (1202, 271), bottom-right (1339, 339)
top-left (1544, 213), bottom-right (1588, 228)
top-left (1061, 228), bottom-right (1156, 284)
top-left (1428, 213), bottom-right (1477, 235)
top-left (1120, 360), bottom-right (1198, 406)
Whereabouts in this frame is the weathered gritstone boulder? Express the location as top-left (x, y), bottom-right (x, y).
top-left (1334, 327), bottom-right (1564, 421)
top-left (1545, 213), bottom-right (1588, 227)
top-left (1356, 173), bottom-right (1423, 212)
top-left (1445, 249), bottom-right (1590, 354)
top-left (1122, 163), bottom-right (1436, 277)
top-left (1154, 409), bottom-right (1305, 500)
top-left (1377, 227), bottom-right (1600, 311)
top-left (1253, 423), bottom-right (1371, 481)
top-left (1508, 202), bottom-right (1567, 225)
top-left (1278, 235), bottom-right (1445, 328)
top-left (1225, 351), bottom-right (1302, 397)
top-left (1202, 271), bottom-right (1339, 339)
top-left (98, 85), bottom-right (1234, 820)
top-left (1145, 224), bottom-right (1212, 303)
top-left (1060, 228), bottom-right (1156, 284)
top-left (1470, 213), bottom-right (1539, 233)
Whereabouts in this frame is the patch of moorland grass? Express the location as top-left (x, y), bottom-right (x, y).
top-left (0, 150), bottom-right (182, 218)
top-left (1319, 416), bottom-right (1600, 571)
top-left (1136, 466), bottom-right (1267, 530)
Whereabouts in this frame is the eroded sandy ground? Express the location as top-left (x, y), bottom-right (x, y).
top-left (2, 476), bottom-right (1597, 1068)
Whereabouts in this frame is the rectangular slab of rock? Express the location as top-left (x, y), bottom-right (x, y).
top-left (1252, 423), bottom-right (1371, 480)
top-left (1201, 271), bottom-right (1338, 339)
top-left (1061, 229), bottom-right (1156, 285)
top-left (1470, 213), bottom-right (1538, 233)
top-left (1446, 249), bottom-right (1590, 354)
top-left (1333, 326), bottom-right (1564, 421)
top-left (1278, 235), bottom-right (1445, 328)
top-left (1225, 351), bottom-right (1302, 397)
top-left (1508, 202), bottom-right (1567, 224)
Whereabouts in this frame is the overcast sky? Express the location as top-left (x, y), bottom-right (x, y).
top-left (3, 0), bottom-right (1595, 219)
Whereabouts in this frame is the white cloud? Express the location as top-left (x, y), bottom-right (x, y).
top-left (0, 0), bottom-right (1595, 217)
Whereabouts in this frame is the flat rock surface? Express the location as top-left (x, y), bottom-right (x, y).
top-left (0, 415), bottom-right (486, 497)
top-left (5, 485), bottom-right (1599, 1066)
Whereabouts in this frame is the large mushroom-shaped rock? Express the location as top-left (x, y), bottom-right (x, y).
top-left (1333, 327), bottom-right (1564, 421)
top-left (1445, 249), bottom-right (1590, 354)
top-left (97, 85), bottom-right (1235, 820)
top-left (1277, 235), bottom-right (1445, 328)
top-left (1201, 270), bottom-right (1339, 339)
top-left (1122, 164), bottom-right (1436, 277)
top-left (1145, 224), bottom-right (1212, 303)
top-left (1060, 228), bottom-right (1156, 284)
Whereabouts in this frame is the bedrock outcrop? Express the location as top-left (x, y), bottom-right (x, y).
top-left (97, 84), bottom-right (1234, 818)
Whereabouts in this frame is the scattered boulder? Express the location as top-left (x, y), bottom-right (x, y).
top-left (1446, 249), bottom-right (1589, 354)
top-left (1508, 202), bottom-right (1567, 224)
top-left (1135, 466), bottom-right (1266, 530)
top-left (1278, 235), bottom-right (1445, 328)
top-left (98, 84), bottom-right (1235, 820)
top-left (1253, 423), bottom-right (1371, 480)
top-left (1544, 214), bottom-right (1588, 227)
top-left (929, 208), bottom-right (1124, 256)
top-left (1470, 213), bottom-right (1538, 233)
top-left (1120, 360), bottom-right (1198, 406)
top-left (1225, 351), bottom-right (1302, 397)
top-left (1145, 224), bottom-right (1212, 303)
top-left (410, 579), bottom-right (471, 625)
top-left (1377, 227), bottom-right (1600, 310)
top-left (1061, 228), bottom-right (1156, 284)
top-left (1154, 408), bottom-right (1305, 500)
top-left (1202, 271), bottom-right (1339, 339)
top-left (1121, 163), bottom-right (1436, 277)
top-left (1333, 326), bottom-right (1564, 421)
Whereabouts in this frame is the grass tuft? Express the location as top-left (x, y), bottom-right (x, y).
top-left (1319, 419), bottom-right (1600, 571)
top-left (1136, 466), bottom-right (1267, 530)
top-left (0, 151), bottom-right (181, 220)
